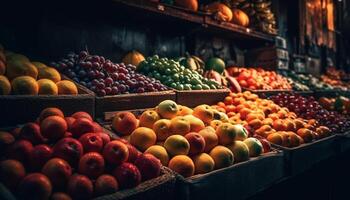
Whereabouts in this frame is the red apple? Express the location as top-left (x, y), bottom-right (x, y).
top-left (79, 133), bottom-right (103, 153)
top-left (67, 174), bottom-right (93, 200)
top-left (70, 118), bottom-right (95, 138)
top-left (0, 131), bottom-right (15, 152)
top-left (51, 192), bottom-right (72, 200)
top-left (0, 159), bottom-right (26, 189)
top-left (126, 143), bottom-right (141, 163)
top-left (42, 158), bottom-right (72, 189)
top-left (111, 112), bottom-right (138, 136)
top-left (39, 107), bottom-right (64, 123)
top-left (134, 153), bottom-right (161, 181)
top-left (112, 163), bottom-right (141, 189)
top-left (71, 111), bottom-right (93, 121)
top-left (93, 122), bottom-right (103, 133)
top-left (185, 132), bottom-right (205, 155)
top-left (20, 123), bottom-right (46, 144)
top-left (64, 132), bottom-right (73, 138)
top-left (53, 138), bottom-right (83, 167)
top-left (78, 152), bottom-right (105, 179)
top-left (8, 140), bottom-right (33, 164)
top-left (40, 116), bottom-right (67, 141)
top-left (98, 132), bottom-right (111, 146)
top-left (258, 138), bottom-right (271, 153)
top-left (30, 144), bottom-right (52, 170)
top-left (65, 117), bottom-right (76, 132)
top-left (95, 174), bottom-right (119, 196)
top-left (19, 173), bottom-right (52, 200)
top-left (103, 141), bottom-right (129, 165)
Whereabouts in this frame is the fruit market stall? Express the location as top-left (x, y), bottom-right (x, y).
top-left (1, 0), bottom-right (350, 200)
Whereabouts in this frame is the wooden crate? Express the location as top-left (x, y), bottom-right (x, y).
top-left (272, 135), bottom-right (337, 176)
top-left (176, 88), bottom-right (230, 107)
top-left (0, 83), bottom-right (95, 127)
top-left (95, 91), bottom-right (176, 118)
top-left (175, 151), bottom-right (284, 200)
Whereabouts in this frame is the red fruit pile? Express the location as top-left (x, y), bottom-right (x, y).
top-left (51, 51), bottom-right (168, 96)
top-left (0, 107), bottom-right (162, 200)
top-left (270, 93), bottom-right (350, 133)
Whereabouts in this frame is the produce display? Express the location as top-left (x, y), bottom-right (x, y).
top-left (0, 108), bottom-right (162, 200)
top-left (214, 91), bottom-right (331, 147)
top-left (319, 96), bottom-right (350, 115)
top-left (51, 51), bottom-right (168, 96)
top-left (321, 74), bottom-right (350, 91)
top-left (0, 47), bottom-right (77, 96)
top-left (280, 71), bottom-right (334, 91)
top-left (325, 67), bottom-right (350, 81)
top-left (270, 93), bottom-right (350, 133)
top-left (110, 100), bottom-right (270, 178)
top-left (227, 0), bottom-right (277, 34)
top-left (137, 55), bottom-right (222, 90)
top-left (226, 67), bottom-right (292, 90)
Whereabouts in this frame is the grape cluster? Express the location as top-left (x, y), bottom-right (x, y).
top-left (270, 93), bottom-right (350, 133)
top-left (51, 51), bottom-right (168, 96)
top-left (138, 55), bottom-right (221, 90)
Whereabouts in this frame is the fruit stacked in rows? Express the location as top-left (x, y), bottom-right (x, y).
top-left (278, 71), bottom-right (310, 91)
top-left (226, 67), bottom-right (292, 90)
top-left (0, 108), bottom-right (162, 200)
top-left (282, 71), bottom-right (334, 91)
top-left (52, 51), bottom-right (168, 97)
top-left (214, 91), bottom-right (331, 147)
top-left (137, 55), bottom-right (222, 90)
top-left (111, 100), bottom-right (269, 178)
top-left (325, 67), bottom-right (350, 81)
top-left (270, 93), bottom-right (350, 133)
top-left (319, 96), bottom-right (350, 115)
top-left (0, 45), bottom-right (77, 95)
top-left (321, 74), bottom-right (349, 91)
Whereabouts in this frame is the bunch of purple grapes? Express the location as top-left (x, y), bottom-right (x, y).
top-left (51, 51), bottom-right (168, 96)
top-left (270, 93), bottom-right (350, 133)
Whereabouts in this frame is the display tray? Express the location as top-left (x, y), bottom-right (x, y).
top-left (336, 132), bottom-right (350, 154)
top-left (176, 88), bottom-right (230, 107)
top-left (272, 135), bottom-right (337, 176)
top-left (0, 80), bottom-right (95, 127)
top-left (175, 151), bottom-right (284, 200)
top-left (0, 167), bottom-right (176, 200)
top-left (95, 90), bottom-right (176, 118)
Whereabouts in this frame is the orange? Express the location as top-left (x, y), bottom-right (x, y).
top-left (11, 76), bottom-right (38, 95)
top-left (56, 80), bottom-right (78, 95)
top-left (130, 127), bottom-right (157, 152)
top-left (37, 79), bottom-right (58, 95)
top-left (239, 108), bottom-right (251, 120)
top-left (168, 155), bottom-right (195, 178)
top-left (223, 96), bottom-right (233, 105)
top-left (38, 67), bottom-right (61, 83)
top-left (170, 116), bottom-right (191, 135)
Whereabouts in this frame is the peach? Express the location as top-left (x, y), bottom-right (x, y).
top-left (170, 116), bottom-right (191, 135)
top-left (152, 119), bottom-right (172, 141)
top-left (226, 141), bottom-right (249, 163)
top-left (192, 105), bottom-right (214, 124)
top-left (272, 119), bottom-right (287, 131)
top-left (112, 111), bottom-right (138, 136)
top-left (192, 153), bottom-right (215, 174)
top-left (286, 132), bottom-right (300, 147)
top-left (183, 115), bottom-right (205, 132)
top-left (139, 110), bottom-right (160, 129)
top-left (297, 128), bottom-right (313, 143)
top-left (185, 132), bottom-right (206, 155)
top-left (198, 127), bottom-right (218, 152)
top-left (248, 119), bottom-right (263, 130)
top-left (210, 120), bottom-right (223, 130)
top-left (156, 100), bottom-right (179, 119)
top-left (216, 123), bottom-right (237, 145)
top-left (255, 125), bottom-right (272, 138)
top-left (209, 146), bottom-right (234, 169)
top-left (130, 127), bottom-right (157, 152)
top-left (267, 133), bottom-right (283, 145)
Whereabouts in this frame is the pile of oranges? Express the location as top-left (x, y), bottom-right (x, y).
top-left (213, 91), bottom-right (331, 147)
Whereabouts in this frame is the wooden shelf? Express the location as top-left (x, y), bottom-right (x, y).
top-left (112, 0), bottom-right (276, 44)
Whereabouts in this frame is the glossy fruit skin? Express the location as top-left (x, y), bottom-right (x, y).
top-left (67, 174), bottom-right (93, 200)
top-left (78, 152), bottom-right (105, 179)
top-left (112, 163), bottom-right (141, 189)
top-left (19, 123), bottom-right (46, 144)
top-left (134, 153), bottom-right (161, 181)
top-left (79, 133), bottom-right (104, 153)
top-left (7, 140), bottom-right (34, 164)
top-left (42, 158), bottom-right (72, 189)
top-left (40, 116), bottom-right (68, 141)
top-left (95, 174), bottom-right (119, 196)
top-left (0, 159), bottom-right (26, 189)
top-left (30, 144), bottom-right (52, 170)
top-left (103, 140), bottom-right (129, 165)
top-left (52, 138), bottom-right (83, 167)
top-left (18, 173), bottom-right (52, 200)
top-left (70, 118), bottom-right (95, 138)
